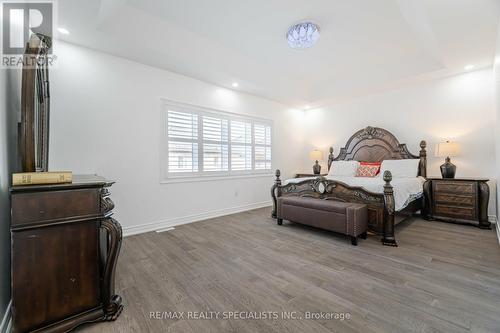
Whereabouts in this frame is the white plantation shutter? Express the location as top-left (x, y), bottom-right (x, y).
top-left (230, 121), bottom-right (252, 171)
top-left (167, 111), bottom-right (199, 173)
top-left (163, 101), bottom-right (272, 179)
top-left (202, 116), bottom-right (229, 172)
top-left (254, 124), bottom-right (272, 170)
top-left (253, 124), bottom-right (267, 145)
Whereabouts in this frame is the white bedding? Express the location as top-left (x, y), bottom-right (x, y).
top-left (284, 176), bottom-right (426, 211)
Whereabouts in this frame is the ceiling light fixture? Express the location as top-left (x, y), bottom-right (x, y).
top-left (464, 64), bottom-right (475, 71)
top-left (286, 22), bottom-right (320, 49)
top-left (57, 27), bottom-right (70, 35)
top-left (232, 82), bottom-right (239, 88)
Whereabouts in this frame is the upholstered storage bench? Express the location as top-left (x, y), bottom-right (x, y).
top-left (277, 196), bottom-right (368, 245)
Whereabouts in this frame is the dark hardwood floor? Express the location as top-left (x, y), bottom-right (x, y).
top-left (78, 208), bottom-right (500, 333)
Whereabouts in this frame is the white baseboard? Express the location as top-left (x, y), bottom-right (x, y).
top-left (123, 201), bottom-right (272, 237)
top-left (0, 300), bottom-right (11, 333)
top-left (488, 215), bottom-right (497, 224)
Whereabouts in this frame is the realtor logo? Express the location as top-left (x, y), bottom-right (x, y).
top-left (2, 1), bottom-right (53, 54)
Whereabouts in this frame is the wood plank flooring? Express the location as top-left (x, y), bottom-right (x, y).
top-left (78, 208), bottom-right (500, 333)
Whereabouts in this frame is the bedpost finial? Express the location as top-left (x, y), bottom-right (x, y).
top-left (420, 140), bottom-right (427, 149)
top-left (383, 170), bottom-right (392, 183)
top-left (329, 147), bottom-right (333, 154)
top-left (275, 169), bottom-right (281, 179)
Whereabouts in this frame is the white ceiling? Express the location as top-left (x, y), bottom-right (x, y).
top-left (56, 0), bottom-right (500, 108)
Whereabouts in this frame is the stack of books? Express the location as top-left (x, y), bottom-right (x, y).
top-left (12, 171), bottom-right (73, 186)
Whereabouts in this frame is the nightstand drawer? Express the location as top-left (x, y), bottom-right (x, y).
top-left (434, 193), bottom-right (475, 207)
top-left (433, 181), bottom-right (476, 194)
top-left (434, 204), bottom-right (476, 220)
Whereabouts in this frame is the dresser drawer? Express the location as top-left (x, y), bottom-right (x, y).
top-left (434, 204), bottom-right (476, 220)
top-left (434, 193), bottom-right (475, 207)
top-left (11, 189), bottom-right (101, 226)
top-left (433, 181), bottom-right (476, 195)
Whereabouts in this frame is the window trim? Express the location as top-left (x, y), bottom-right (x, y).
top-left (160, 99), bottom-right (273, 183)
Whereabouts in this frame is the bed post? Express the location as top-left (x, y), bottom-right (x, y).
top-left (328, 147), bottom-right (334, 171)
top-left (271, 169), bottom-right (281, 218)
top-left (422, 179), bottom-right (432, 219)
top-left (382, 171), bottom-right (397, 246)
top-left (419, 140), bottom-right (427, 178)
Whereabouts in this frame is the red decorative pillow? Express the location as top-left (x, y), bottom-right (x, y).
top-left (362, 161), bottom-right (382, 174)
top-left (356, 162), bottom-right (381, 177)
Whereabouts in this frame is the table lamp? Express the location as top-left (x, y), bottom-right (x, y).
top-left (309, 149), bottom-right (324, 175)
top-left (435, 141), bottom-right (461, 178)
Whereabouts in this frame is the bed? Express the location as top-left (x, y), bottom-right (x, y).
top-left (271, 126), bottom-right (427, 246)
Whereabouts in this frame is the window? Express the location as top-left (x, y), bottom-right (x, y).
top-left (162, 100), bottom-right (273, 180)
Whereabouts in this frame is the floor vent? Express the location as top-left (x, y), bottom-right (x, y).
top-left (156, 227), bottom-right (175, 233)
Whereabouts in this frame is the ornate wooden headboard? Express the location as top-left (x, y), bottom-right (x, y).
top-left (327, 126), bottom-right (427, 177)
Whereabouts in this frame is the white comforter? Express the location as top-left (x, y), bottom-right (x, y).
top-left (284, 176), bottom-right (426, 211)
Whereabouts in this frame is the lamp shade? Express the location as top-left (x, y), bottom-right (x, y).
top-left (435, 141), bottom-right (461, 157)
top-left (309, 149), bottom-right (324, 161)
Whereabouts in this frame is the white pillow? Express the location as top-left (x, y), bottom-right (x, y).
top-left (380, 159), bottom-right (420, 178)
top-left (328, 161), bottom-right (360, 177)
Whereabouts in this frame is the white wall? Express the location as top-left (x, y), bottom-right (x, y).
top-left (302, 68), bottom-right (497, 217)
top-left (49, 42), bottom-right (305, 234)
top-left (495, 24), bottom-right (500, 230)
top-left (0, 65), bottom-right (20, 326)
top-left (0, 61), bottom-right (10, 327)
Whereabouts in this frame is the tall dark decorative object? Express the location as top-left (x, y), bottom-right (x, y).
top-left (435, 141), bottom-right (460, 179)
top-left (309, 149), bottom-right (323, 175)
top-left (19, 33), bottom-right (51, 172)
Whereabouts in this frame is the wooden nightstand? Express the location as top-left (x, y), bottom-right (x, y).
top-left (423, 178), bottom-right (491, 229)
top-left (295, 173), bottom-right (327, 178)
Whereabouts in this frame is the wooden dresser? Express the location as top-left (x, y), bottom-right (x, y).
top-left (423, 178), bottom-right (491, 229)
top-left (10, 175), bottom-right (123, 332)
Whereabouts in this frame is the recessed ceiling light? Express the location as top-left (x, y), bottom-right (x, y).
top-left (287, 22), bottom-right (320, 49)
top-left (464, 64), bottom-right (475, 71)
top-left (232, 82), bottom-right (239, 88)
top-left (57, 27), bottom-right (70, 35)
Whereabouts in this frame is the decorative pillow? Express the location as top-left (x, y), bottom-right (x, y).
top-left (380, 159), bottom-right (420, 178)
top-left (355, 162), bottom-right (381, 177)
top-left (328, 161), bottom-right (360, 177)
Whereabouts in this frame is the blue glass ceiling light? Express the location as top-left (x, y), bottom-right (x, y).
top-left (286, 22), bottom-right (320, 49)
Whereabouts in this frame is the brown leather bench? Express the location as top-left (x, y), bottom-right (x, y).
top-left (277, 196), bottom-right (368, 245)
